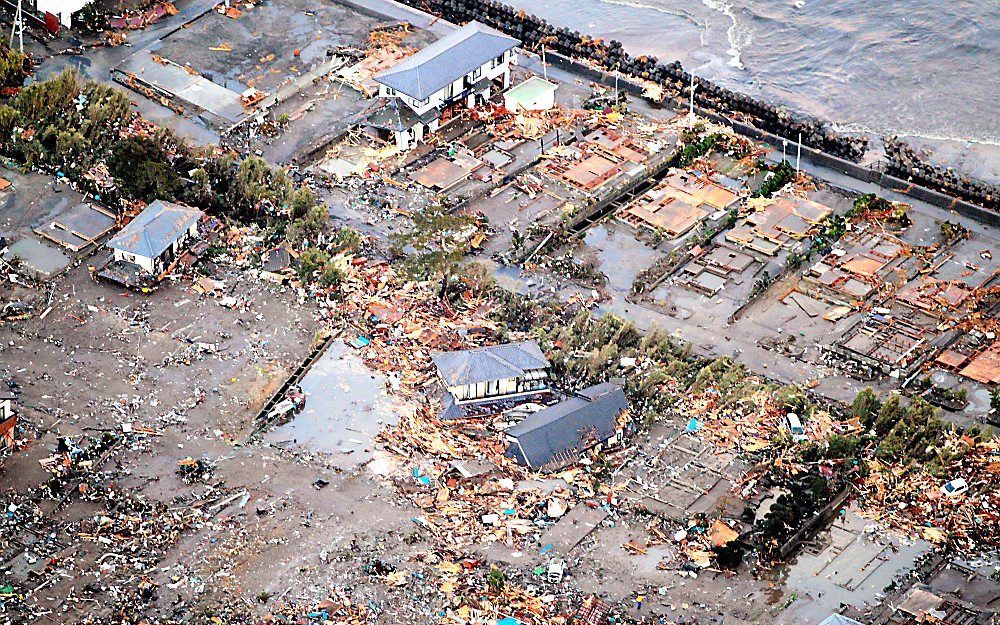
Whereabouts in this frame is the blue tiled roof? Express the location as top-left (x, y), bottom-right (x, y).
top-left (375, 21), bottom-right (519, 101)
top-left (108, 200), bottom-right (203, 259)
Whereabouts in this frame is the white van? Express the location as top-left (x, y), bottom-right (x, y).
top-left (547, 559), bottom-right (565, 583)
top-left (786, 413), bottom-right (807, 443)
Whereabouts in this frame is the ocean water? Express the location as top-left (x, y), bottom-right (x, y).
top-left (509, 0), bottom-right (1000, 179)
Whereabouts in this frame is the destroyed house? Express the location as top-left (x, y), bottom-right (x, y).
top-left (802, 230), bottom-right (907, 306)
top-left (618, 171), bottom-right (738, 238)
top-left (505, 382), bottom-right (628, 471)
top-left (372, 21), bottom-right (519, 149)
top-left (889, 585), bottom-right (997, 625)
top-left (107, 200), bottom-right (204, 276)
top-left (432, 341), bottom-right (549, 407)
top-left (726, 196), bottom-right (832, 256)
top-left (0, 390), bottom-right (16, 452)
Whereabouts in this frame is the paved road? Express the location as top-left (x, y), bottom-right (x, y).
top-left (23, 0), bottom-right (222, 143)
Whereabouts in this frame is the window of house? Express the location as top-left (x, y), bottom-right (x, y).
top-left (486, 380), bottom-right (499, 396)
top-left (416, 96), bottom-right (430, 107)
top-left (385, 88), bottom-right (395, 96)
top-left (470, 67), bottom-right (482, 81)
top-left (492, 53), bottom-right (505, 68)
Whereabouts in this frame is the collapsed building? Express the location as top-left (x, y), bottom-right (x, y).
top-left (799, 228), bottom-right (911, 307)
top-left (726, 196), bottom-right (833, 256)
top-left (618, 171), bottom-right (739, 239)
top-left (504, 382), bottom-right (630, 472)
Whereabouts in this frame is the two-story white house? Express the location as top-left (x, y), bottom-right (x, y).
top-left (369, 21), bottom-right (520, 150)
top-left (431, 341), bottom-right (550, 419)
top-left (107, 200), bottom-right (204, 276)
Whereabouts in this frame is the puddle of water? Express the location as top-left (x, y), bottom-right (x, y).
top-left (774, 505), bottom-right (932, 624)
top-left (265, 340), bottom-right (408, 466)
top-left (583, 224), bottom-right (661, 294)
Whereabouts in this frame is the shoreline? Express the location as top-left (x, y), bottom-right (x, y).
top-left (343, 0), bottom-right (999, 217)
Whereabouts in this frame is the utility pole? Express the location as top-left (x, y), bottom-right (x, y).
top-left (782, 138), bottom-right (787, 164)
top-left (688, 73), bottom-right (696, 129)
top-left (796, 132), bottom-right (802, 173)
top-left (10, 0), bottom-right (25, 53)
top-left (541, 44), bottom-right (547, 81)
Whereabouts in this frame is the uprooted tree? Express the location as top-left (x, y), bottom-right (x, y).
top-left (391, 205), bottom-right (482, 297)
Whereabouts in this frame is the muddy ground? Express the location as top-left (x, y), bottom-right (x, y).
top-left (1, 254), bottom-right (783, 623)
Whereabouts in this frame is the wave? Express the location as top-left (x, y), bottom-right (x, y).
top-left (832, 123), bottom-right (1000, 148)
top-left (590, 0), bottom-right (705, 29)
top-left (699, 0), bottom-right (752, 69)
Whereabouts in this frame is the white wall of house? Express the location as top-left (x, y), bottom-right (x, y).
top-left (112, 222), bottom-right (198, 275)
top-left (114, 249), bottom-right (157, 274)
top-left (446, 366), bottom-right (548, 403)
top-left (448, 376), bottom-right (520, 402)
top-left (378, 49), bottom-right (515, 115)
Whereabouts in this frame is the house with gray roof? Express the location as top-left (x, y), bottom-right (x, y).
top-left (505, 382), bottom-right (629, 471)
top-left (107, 200), bottom-right (204, 276)
top-left (431, 341), bottom-right (549, 414)
top-left (371, 21), bottom-right (519, 150)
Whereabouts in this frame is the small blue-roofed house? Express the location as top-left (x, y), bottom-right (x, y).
top-left (107, 200), bottom-right (204, 276)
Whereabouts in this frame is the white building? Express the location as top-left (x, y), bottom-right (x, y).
top-left (107, 200), bottom-right (204, 276)
top-left (431, 341), bottom-right (550, 408)
top-left (34, 0), bottom-right (91, 28)
top-left (503, 76), bottom-right (558, 112)
top-left (370, 21), bottom-right (519, 150)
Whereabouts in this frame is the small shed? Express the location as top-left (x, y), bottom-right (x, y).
top-left (503, 76), bottom-right (557, 112)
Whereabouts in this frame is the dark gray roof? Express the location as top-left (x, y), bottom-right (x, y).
top-left (366, 98), bottom-right (440, 132)
top-left (108, 200), bottom-right (203, 259)
top-left (262, 246), bottom-right (293, 273)
top-left (506, 383), bottom-right (627, 470)
top-left (431, 341), bottom-right (548, 387)
top-left (375, 21), bottom-right (519, 101)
